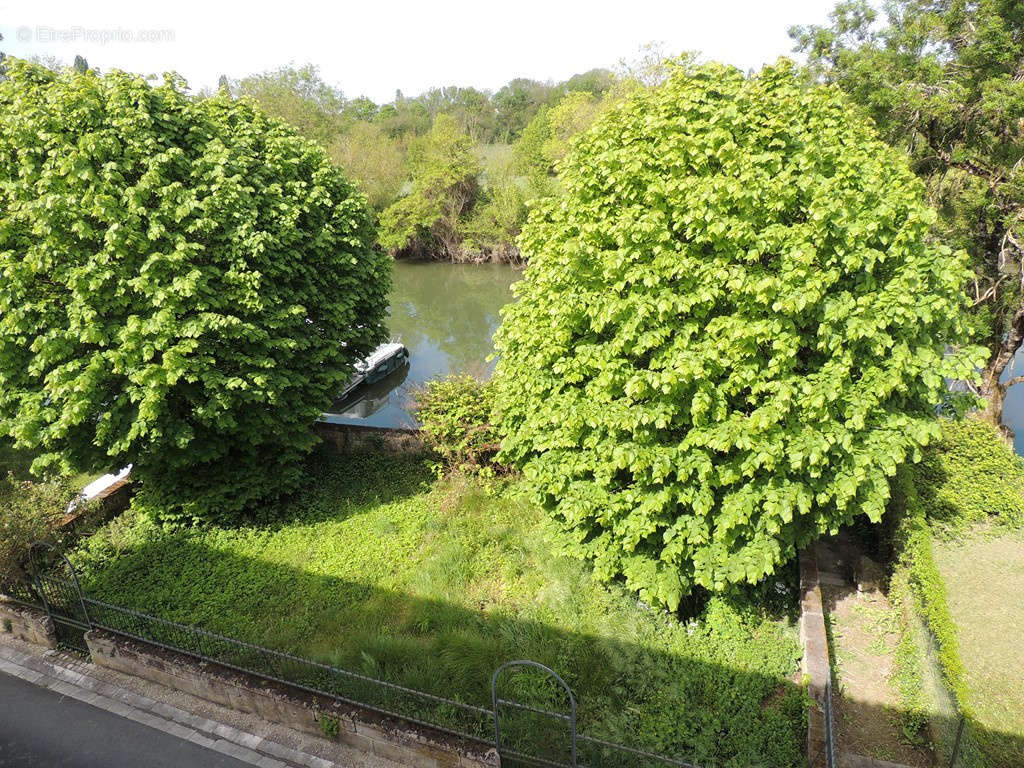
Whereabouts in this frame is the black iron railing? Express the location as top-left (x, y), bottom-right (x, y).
top-left (9, 542), bottom-right (701, 768)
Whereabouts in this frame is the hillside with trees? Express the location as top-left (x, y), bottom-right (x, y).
top-left (230, 63), bottom-right (622, 263)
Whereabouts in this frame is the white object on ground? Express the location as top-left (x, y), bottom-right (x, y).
top-left (65, 464), bottom-right (132, 515)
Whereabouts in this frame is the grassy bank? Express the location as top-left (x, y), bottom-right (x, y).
top-left (70, 448), bottom-right (806, 767)
top-left (887, 420), bottom-right (1024, 767)
top-left (933, 529), bottom-right (1024, 766)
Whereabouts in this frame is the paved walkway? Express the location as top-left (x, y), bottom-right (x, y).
top-left (0, 670), bottom-right (255, 768)
top-left (0, 640), bottom-right (402, 768)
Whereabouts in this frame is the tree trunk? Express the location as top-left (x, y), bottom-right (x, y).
top-left (979, 305), bottom-right (1024, 430)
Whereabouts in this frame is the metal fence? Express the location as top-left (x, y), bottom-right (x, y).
top-left (10, 543), bottom-right (700, 768)
top-left (823, 675), bottom-right (838, 768)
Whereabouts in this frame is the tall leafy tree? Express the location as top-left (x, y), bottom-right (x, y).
top-left (378, 114), bottom-right (480, 260)
top-left (234, 64), bottom-right (346, 148)
top-left (792, 0), bottom-right (1024, 424)
top-left (492, 78), bottom-right (559, 142)
top-left (331, 122), bottom-right (407, 213)
top-left (493, 60), bottom-right (982, 609)
top-left (0, 60), bottom-right (389, 525)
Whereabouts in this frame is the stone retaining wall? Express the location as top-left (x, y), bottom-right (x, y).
top-left (800, 545), bottom-right (830, 768)
top-left (0, 598), bottom-right (56, 649)
top-left (314, 421), bottom-right (426, 454)
top-left (86, 630), bottom-right (497, 768)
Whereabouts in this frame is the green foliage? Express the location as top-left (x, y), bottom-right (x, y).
top-left (70, 449), bottom-right (806, 766)
top-left (318, 714), bottom-right (340, 740)
top-left (330, 121), bottom-right (407, 213)
top-left (494, 59), bottom-right (984, 609)
top-left (513, 90), bottom-right (617, 199)
top-left (378, 114), bottom-right (481, 260)
top-left (0, 59), bottom-right (390, 526)
top-left (234, 64), bottom-right (346, 148)
top-left (491, 78), bottom-right (562, 143)
top-left (512, 105), bottom-right (554, 189)
top-left (888, 571), bottom-right (932, 742)
top-left (915, 419), bottom-right (1024, 529)
top-left (0, 473), bottom-right (82, 589)
top-left (412, 375), bottom-right (500, 471)
top-left (890, 468), bottom-right (971, 711)
top-left (791, 0), bottom-right (1024, 410)
top-left (463, 168), bottom-right (528, 263)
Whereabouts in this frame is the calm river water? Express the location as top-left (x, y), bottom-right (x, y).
top-left (325, 260), bottom-right (1024, 454)
top-left (322, 261), bottom-right (520, 429)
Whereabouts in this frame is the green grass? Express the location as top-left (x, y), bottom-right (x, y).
top-left (71, 448), bottom-right (806, 767)
top-left (933, 529), bottom-right (1024, 766)
top-left (887, 419), bottom-right (1024, 767)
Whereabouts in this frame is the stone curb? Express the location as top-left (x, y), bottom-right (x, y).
top-left (0, 642), bottom-right (335, 768)
top-left (800, 544), bottom-right (832, 768)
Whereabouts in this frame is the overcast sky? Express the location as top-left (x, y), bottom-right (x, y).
top-left (1, 1), bottom-right (836, 102)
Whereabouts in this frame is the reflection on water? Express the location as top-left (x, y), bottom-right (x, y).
top-left (1001, 346), bottom-right (1024, 454)
top-left (322, 260), bottom-right (520, 429)
top-left (322, 362), bottom-right (410, 423)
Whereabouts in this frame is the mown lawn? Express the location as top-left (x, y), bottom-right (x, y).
top-left (933, 529), bottom-right (1024, 766)
top-left (70, 448), bottom-right (806, 767)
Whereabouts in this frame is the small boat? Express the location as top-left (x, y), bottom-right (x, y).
top-left (339, 342), bottom-right (410, 398)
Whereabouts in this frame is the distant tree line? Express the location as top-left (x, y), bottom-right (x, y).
top-left (228, 64), bottom-right (623, 263)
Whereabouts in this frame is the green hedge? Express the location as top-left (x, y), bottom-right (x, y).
top-left (914, 419), bottom-right (1024, 528)
top-left (886, 417), bottom-right (1024, 767)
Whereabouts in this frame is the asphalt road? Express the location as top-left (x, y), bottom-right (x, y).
top-left (0, 671), bottom-right (256, 768)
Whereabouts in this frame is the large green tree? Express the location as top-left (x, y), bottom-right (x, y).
top-left (234, 64), bottom-right (347, 149)
top-left (378, 114), bottom-right (481, 260)
top-left (0, 60), bottom-right (389, 525)
top-left (493, 60), bottom-right (982, 608)
top-left (791, 0), bottom-right (1024, 425)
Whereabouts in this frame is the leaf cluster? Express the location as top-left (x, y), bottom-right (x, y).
top-left (0, 59), bottom-right (390, 524)
top-left (412, 374), bottom-right (500, 472)
top-left (494, 59), bottom-right (984, 608)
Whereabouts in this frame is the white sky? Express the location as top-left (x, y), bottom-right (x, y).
top-left (1, 1), bottom-right (836, 103)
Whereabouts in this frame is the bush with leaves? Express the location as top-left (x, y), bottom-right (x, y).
top-left (413, 375), bottom-right (500, 471)
top-left (0, 474), bottom-right (81, 591)
top-left (378, 114), bottom-right (480, 260)
top-left (914, 418), bottom-right (1024, 529)
top-left (0, 59), bottom-right (389, 526)
top-left (493, 60), bottom-right (984, 609)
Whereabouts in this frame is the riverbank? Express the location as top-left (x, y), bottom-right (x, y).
top-left (323, 261), bottom-right (520, 429)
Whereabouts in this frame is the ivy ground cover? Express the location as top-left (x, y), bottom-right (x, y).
top-left (70, 448), bottom-right (807, 767)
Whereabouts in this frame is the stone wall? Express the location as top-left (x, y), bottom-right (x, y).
top-left (314, 421), bottom-right (426, 454)
top-left (0, 598), bottom-right (56, 649)
top-left (86, 630), bottom-right (497, 768)
top-left (800, 545), bottom-right (831, 768)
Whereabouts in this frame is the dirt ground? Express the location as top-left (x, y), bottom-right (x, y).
top-left (816, 537), bottom-right (933, 767)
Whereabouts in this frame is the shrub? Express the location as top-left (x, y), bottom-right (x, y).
top-left (378, 114), bottom-right (480, 260)
top-left (0, 59), bottom-right (389, 526)
top-left (0, 473), bottom-right (79, 590)
top-left (915, 418), bottom-right (1024, 528)
top-left (493, 59), bottom-right (984, 609)
top-left (413, 375), bottom-right (500, 471)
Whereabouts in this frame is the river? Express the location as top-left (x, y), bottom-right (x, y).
top-left (325, 261), bottom-right (1024, 454)
top-left (322, 261), bottom-right (521, 429)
